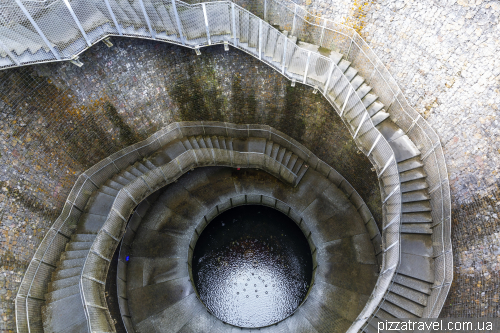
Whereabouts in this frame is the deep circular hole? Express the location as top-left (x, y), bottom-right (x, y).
top-left (192, 205), bottom-right (313, 328)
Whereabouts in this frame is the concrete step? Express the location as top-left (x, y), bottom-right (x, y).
top-left (276, 147), bottom-right (287, 164)
top-left (402, 189), bottom-right (430, 203)
top-left (57, 257), bottom-right (86, 271)
top-left (76, 213), bottom-right (107, 234)
top-left (400, 178), bottom-right (428, 193)
top-left (371, 111), bottom-right (390, 127)
top-left (150, 150), bottom-right (174, 167)
top-left (42, 293), bottom-right (87, 333)
top-left (210, 136), bottom-right (221, 149)
top-left (356, 82), bottom-right (371, 98)
top-left (270, 143), bottom-right (280, 159)
top-left (337, 59), bottom-right (351, 73)
top-left (393, 274), bottom-right (432, 295)
top-left (86, 191), bottom-right (116, 216)
top-left (282, 151), bottom-right (292, 166)
top-left (350, 75), bottom-right (365, 91)
top-left (401, 223), bottom-right (432, 234)
top-left (402, 201), bottom-right (431, 213)
top-left (121, 170), bottom-right (137, 181)
top-left (60, 249), bottom-right (89, 261)
top-left (385, 291), bottom-right (424, 317)
top-left (196, 135), bottom-right (208, 149)
top-left (286, 154), bottom-right (298, 171)
top-left (366, 101), bottom-right (385, 117)
top-left (127, 167), bottom-right (144, 178)
top-left (70, 234), bottom-right (96, 242)
top-left (397, 156), bottom-right (424, 173)
top-left (104, 179), bottom-right (124, 191)
top-left (402, 211), bottom-right (433, 223)
top-left (144, 159), bottom-right (156, 170)
top-left (99, 184), bottom-right (119, 197)
top-left (400, 167), bottom-right (426, 183)
top-left (344, 67), bottom-right (358, 81)
top-left (389, 283), bottom-right (428, 306)
top-left (115, 0), bottom-right (143, 25)
top-left (219, 136), bottom-right (228, 150)
top-left (362, 322), bottom-right (378, 333)
top-left (292, 158), bottom-right (304, 174)
top-left (361, 93), bottom-right (378, 109)
top-left (388, 135), bottom-right (421, 163)
top-left (373, 308), bottom-right (396, 320)
top-left (397, 253), bottom-right (434, 283)
top-left (136, 162), bottom-right (151, 173)
top-left (380, 299), bottom-right (418, 319)
top-left (188, 136), bottom-right (200, 149)
top-left (204, 136), bottom-right (214, 148)
top-left (48, 275), bottom-right (79, 293)
top-left (45, 284), bottom-right (80, 304)
top-left (52, 267), bottom-right (81, 281)
top-left (376, 119), bottom-right (405, 143)
top-left (401, 233), bottom-right (433, 258)
top-left (65, 241), bottom-right (93, 252)
top-left (112, 175), bottom-right (131, 186)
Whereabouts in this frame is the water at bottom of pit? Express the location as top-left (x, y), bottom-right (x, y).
top-left (192, 205), bottom-right (313, 328)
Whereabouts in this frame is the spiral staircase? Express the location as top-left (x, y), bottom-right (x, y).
top-left (2, 0), bottom-right (452, 332)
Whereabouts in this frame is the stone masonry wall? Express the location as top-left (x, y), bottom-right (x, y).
top-left (0, 38), bottom-right (380, 332)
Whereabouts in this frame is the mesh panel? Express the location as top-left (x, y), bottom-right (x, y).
top-left (59, 204), bottom-right (83, 236)
top-left (103, 209), bottom-right (127, 239)
top-left (205, 2), bottom-right (230, 44)
top-left (87, 306), bottom-right (113, 333)
top-left (83, 252), bottom-right (109, 282)
top-left (153, 1), bottom-right (180, 39)
top-left (72, 177), bottom-right (98, 210)
top-left (22, 0), bottom-right (87, 57)
top-left (66, 0), bottom-right (112, 42)
top-left (111, 146), bottom-right (141, 170)
top-left (91, 231), bottom-right (118, 260)
top-left (177, 1), bottom-right (206, 43)
top-left (40, 232), bottom-right (69, 265)
top-left (17, 261), bottom-right (39, 297)
top-left (16, 296), bottom-right (28, 332)
top-left (348, 36), bottom-right (376, 82)
top-left (28, 262), bottom-right (54, 299)
top-left (137, 137), bottom-right (161, 157)
top-left (141, 167), bottom-right (168, 191)
top-left (82, 278), bottom-right (107, 308)
top-left (26, 298), bottom-right (44, 332)
top-left (306, 52), bottom-right (331, 87)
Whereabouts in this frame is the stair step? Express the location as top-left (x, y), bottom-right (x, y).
top-left (112, 175), bottom-right (130, 186)
top-left (401, 223), bottom-right (432, 234)
top-left (188, 137), bottom-right (200, 149)
top-left (127, 167), bottom-right (143, 178)
top-left (48, 275), bottom-right (80, 293)
top-left (393, 274), bottom-right (432, 295)
top-left (397, 253), bottom-right (434, 283)
top-left (402, 201), bottom-right (431, 213)
top-left (276, 147), bottom-right (286, 164)
top-left (104, 179), bottom-right (124, 191)
top-left (52, 267), bottom-right (82, 281)
top-left (144, 160), bottom-right (156, 170)
top-left (389, 136), bottom-right (421, 163)
top-left (389, 283), bottom-right (428, 306)
top-left (181, 137), bottom-right (194, 150)
top-left (385, 291), bottom-right (424, 317)
top-left (57, 257), bottom-right (86, 270)
top-left (350, 75), bottom-right (365, 91)
top-left (150, 150), bottom-right (173, 167)
top-left (219, 136), bottom-right (228, 150)
top-left (344, 67), bottom-right (358, 81)
top-left (99, 185), bottom-right (119, 197)
top-left (371, 111), bottom-right (390, 126)
top-left (401, 233), bottom-right (433, 257)
top-left (270, 143), bottom-right (280, 159)
top-left (211, 136), bottom-right (220, 149)
top-left (337, 59), bottom-right (351, 72)
top-left (136, 162), bottom-right (150, 174)
top-left (380, 298), bottom-right (418, 319)
top-left (121, 171), bottom-right (137, 181)
top-left (402, 211), bottom-right (433, 223)
top-left (70, 234), bottom-right (96, 242)
top-left (282, 151), bottom-right (292, 166)
top-left (362, 93), bottom-right (378, 108)
top-left (87, 192), bottom-right (116, 216)
top-left (76, 213), bottom-right (107, 234)
top-left (376, 119), bottom-right (405, 142)
top-left (196, 136), bottom-right (207, 149)
top-left (42, 293), bottom-right (87, 333)
top-left (374, 309), bottom-right (396, 320)
top-left (292, 159), bottom-right (304, 174)
top-left (400, 178), bottom-right (428, 193)
top-left (366, 101), bottom-right (385, 117)
top-left (402, 189), bottom-right (430, 202)
top-left (356, 82), bottom-right (371, 98)
top-left (286, 154), bottom-right (298, 171)
top-left (400, 167), bottom-right (426, 183)
top-left (65, 241), bottom-right (93, 252)
top-left (60, 250), bottom-right (89, 261)
top-left (362, 323), bottom-right (377, 333)
top-left (45, 284), bottom-right (80, 304)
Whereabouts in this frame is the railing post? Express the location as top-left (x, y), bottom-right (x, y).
top-left (14, 0), bottom-right (61, 60)
top-left (319, 19), bottom-right (326, 46)
top-left (323, 62), bottom-right (335, 94)
top-left (62, 0), bottom-right (91, 47)
top-left (340, 85), bottom-right (353, 117)
top-left (258, 20), bottom-right (262, 60)
top-left (171, 0), bottom-right (185, 46)
top-left (103, 0), bottom-right (123, 35)
top-left (281, 37), bottom-right (288, 75)
top-left (202, 3), bottom-right (211, 45)
top-left (264, 0), bottom-right (267, 21)
top-left (231, 3), bottom-right (237, 46)
top-left (302, 51), bottom-right (311, 84)
top-left (138, 0), bottom-right (156, 39)
top-left (291, 4), bottom-right (297, 36)
top-left (0, 40), bottom-right (20, 66)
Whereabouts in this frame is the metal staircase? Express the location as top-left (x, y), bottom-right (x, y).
top-left (6, 1), bottom-right (451, 332)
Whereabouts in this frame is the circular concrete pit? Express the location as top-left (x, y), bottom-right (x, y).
top-left (123, 166), bottom-right (379, 331)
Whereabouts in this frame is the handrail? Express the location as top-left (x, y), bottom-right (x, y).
top-left (9, 1), bottom-right (403, 332)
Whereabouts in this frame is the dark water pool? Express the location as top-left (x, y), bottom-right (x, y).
top-left (192, 205), bottom-right (313, 328)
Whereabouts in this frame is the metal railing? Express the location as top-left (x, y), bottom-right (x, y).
top-left (7, 1), bottom-right (405, 332)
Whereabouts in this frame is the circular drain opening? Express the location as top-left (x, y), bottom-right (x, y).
top-left (191, 205), bottom-right (313, 328)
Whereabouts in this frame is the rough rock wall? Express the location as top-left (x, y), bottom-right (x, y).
top-left (0, 38), bottom-right (380, 332)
